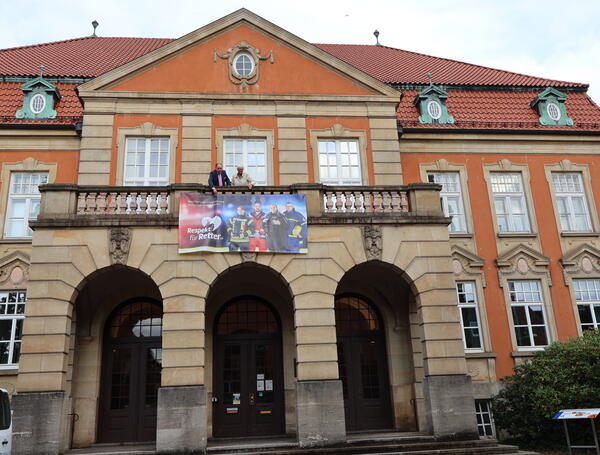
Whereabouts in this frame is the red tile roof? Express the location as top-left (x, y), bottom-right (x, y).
top-left (0, 37), bottom-right (598, 131)
top-left (398, 89), bottom-right (600, 131)
top-left (316, 44), bottom-right (587, 88)
top-left (0, 37), bottom-right (172, 77)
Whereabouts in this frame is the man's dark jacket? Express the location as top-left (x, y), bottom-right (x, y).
top-left (208, 170), bottom-right (232, 189)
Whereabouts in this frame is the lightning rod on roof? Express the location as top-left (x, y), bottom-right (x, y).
top-left (427, 73), bottom-right (433, 85)
top-left (91, 20), bottom-right (99, 37)
top-left (39, 65), bottom-right (45, 77)
top-left (374, 30), bottom-right (381, 46)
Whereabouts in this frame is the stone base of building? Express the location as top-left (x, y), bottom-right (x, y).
top-left (423, 374), bottom-right (479, 440)
top-left (157, 385), bottom-right (207, 454)
top-left (295, 379), bottom-right (345, 447)
top-left (12, 391), bottom-right (65, 455)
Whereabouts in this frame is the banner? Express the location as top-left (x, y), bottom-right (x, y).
top-left (179, 192), bottom-right (308, 254)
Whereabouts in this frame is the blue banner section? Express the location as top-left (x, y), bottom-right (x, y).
top-left (179, 192), bottom-right (308, 254)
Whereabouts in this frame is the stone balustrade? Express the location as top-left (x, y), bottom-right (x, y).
top-left (34, 183), bottom-right (445, 227)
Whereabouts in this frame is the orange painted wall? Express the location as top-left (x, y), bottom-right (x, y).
top-left (212, 116), bottom-right (278, 184)
top-left (110, 24), bottom-right (373, 96)
top-left (111, 114), bottom-right (182, 185)
top-left (305, 117), bottom-right (374, 184)
top-left (0, 151), bottom-right (79, 183)
top-left (401, 152), bottom-right (592, 378)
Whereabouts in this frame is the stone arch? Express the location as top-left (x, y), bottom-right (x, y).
top-left (204, 262), bottom-right (296, 437)
top-left (69, 265), bottom-right (163, 448)
top-left (335, 260), bottom-right (418, 432)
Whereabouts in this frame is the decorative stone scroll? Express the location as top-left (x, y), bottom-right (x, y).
top-left (363, 225), bottom-right (382, 261)
top-left (109, 228), bottom-right (131, 265)
top-left (496, 243), bottom-right (551, 287)
top-left (214, 41), bottom-right (274, 88)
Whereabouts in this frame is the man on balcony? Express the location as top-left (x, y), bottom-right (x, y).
top-left (208, 163), bottom-right (231, 194)
top-left (231, 165), bottom-right (255, 190)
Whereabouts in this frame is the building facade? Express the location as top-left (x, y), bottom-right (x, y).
top-left (0, 8), bottom-right (599, 454)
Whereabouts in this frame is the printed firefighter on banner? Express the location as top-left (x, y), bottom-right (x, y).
top-left (179, 192), bottom-right (308, 254)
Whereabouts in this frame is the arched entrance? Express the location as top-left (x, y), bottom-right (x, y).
top-left (212, 297), bottom-right (284, 437)
top-left (98, 299), bottom-right (163, 443)
top-left (335, 294), bottom-right (392, 431)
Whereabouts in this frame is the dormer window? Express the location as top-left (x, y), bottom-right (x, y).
top-left (16, 76), bottom-right (60, 120)
top-left (414, 84), bottom-right (455, 125)
top-left (531, 87), bottom-right (573, 126)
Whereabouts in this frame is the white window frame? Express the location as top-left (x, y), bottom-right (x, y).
top-left (475, 399), bottom-right (496, 438)
top-left (428, 172), bottom-right (468, 233)
top-left (490, 172), bottom-right (531, 233)
top-left (123, 137), bottom-right (170, 186)
top-left (573, 278), bottom-right (600, 331)
top-left (508, 280), bottom-right (550, 350)
top-left (4, 172), bottom-right (48, 239)
top-left (552, 173), bottom-right (592, 232)
top-left (223, 138), bottom-right (268, 186)
top-left (0, 290), bottom-right (26, 368)
top-left (29, 94), bottom-right (46, 114)
top-left (456, 281), bottom-right (484, 352)
top-left (318, 139), bottom-right (362, 185)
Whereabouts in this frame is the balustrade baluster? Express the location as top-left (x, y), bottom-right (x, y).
top-left (363, 191), bottom-right (373, 213)
top-left (77, 193), bottom-right (87, 214)
top-left (85, 192), bottom-right (97, 214)
top-left (344, 191), bottom-right (353, 212)
top-left (159, 192), bottom-right (169, 214)
top-left (325, 192), bottom-right (334, 213)
top-left (108, 192), bottom-right (118, 214)
top-left (118, 192), bottom-right (129, 214)
top-left (139, 192), bottom-right (148, 214)
top-left (96, 192), bottom-right (107, 213)
top-left (335, 192), bottom-right (343, 212)
top-left (382, 191), bottom-right (392, 213)
top-left (149, 192), bottom-right (158, 215)
top-left (400, 191), bottom-right (409, 212)
top-left (373, 192), bottom-right (383, 212)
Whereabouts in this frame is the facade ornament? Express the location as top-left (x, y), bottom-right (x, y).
top-left (214, 41), bottom-right (274, 88)
top-left (0, 252), bottom-right (30, 286)
top-left (363, 225), bottom-right (382, 261)
top-left (109, 228), bottom-right (131, 265)
top-left (241, 252), bottom-right (257, 262)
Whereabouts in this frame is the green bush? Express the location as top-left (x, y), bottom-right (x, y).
top-left (491, 330), bottom-right (600, 449)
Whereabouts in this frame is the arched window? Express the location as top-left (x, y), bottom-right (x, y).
top-left (335, 295), bottom-right (381, 333)
top-left (216, 298), bottom-right (279, 335)
top-left (108, 300), bottom-right (162, 339)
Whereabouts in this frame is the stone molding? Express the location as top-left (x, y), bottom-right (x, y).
top-left (362, 225), bottom-right (382, 261)
top-left (109, 227), bottom-right (131, 265)
top-left (214, 41), bottom-right (274, 88)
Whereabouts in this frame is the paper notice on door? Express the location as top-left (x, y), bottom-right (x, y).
top-left (226, 408), bottom-right (238, 414)
top-left (257, 374), bottom-right (265, 380)
top-left (265, 379), bottom-right (273, 391)
top-left (257, 380), bottom-right (265, 391)
top-left (233, 393), bottom-right (240, 405)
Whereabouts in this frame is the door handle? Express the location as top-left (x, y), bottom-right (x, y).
top-left (211, 396), bottom-right (218, 404)
top-left (249, 393), bottom-right (255, 405)
top-left (2, 440), bottom-right (7, 445)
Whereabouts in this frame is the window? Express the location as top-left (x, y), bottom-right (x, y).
top-left (4, 172), bottom-right (48, 238)
top-left (223, 139), bottom-right (267, 185)
top-left (427, 100), bottom-right (442, 120)
top-left (508, 280), bottom-right (549, 349)
top-left (475, 400), bottom-right (495, 438)
top-left (233, 53), bottom-right (254, 77)
top-left (574, 279), bottom-right (600, 331)
top-left (456, 282), bottom-right (483, 351)
top-left (318, 139), bottom-right (362, 185)
top-left (0, 290), bottom-right (26, 367)
top-left (29, 93), bottom-right (46, 114)
top-left (547, 102), bottom-right (561, 121)
top-left (428, 172), bottom-right (467, 232)
top-left (490, 173), bottom-right (531, 233)
top-left (552, 173), bottom-right (592, 232)
top-left (124, 138), bottom-right (170, 186)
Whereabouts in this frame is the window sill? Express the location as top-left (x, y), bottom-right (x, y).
top-left (560, 231), bottom-right (600, 238)
top-left (0, 367), bottom-right (18, 376)
top-left (450, 233), bottom-right (473, 239)
top-left (0, 238), bottom-right (32, 244)
top-left (512, 349), bottom-right (544, 357)
top-left (466, 352), bottom-right (497, 359)
top-left (497, 232), bottom-right (537, 239)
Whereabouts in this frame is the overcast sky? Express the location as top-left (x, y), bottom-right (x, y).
top-left (1, 0), bottom-right (599, 102)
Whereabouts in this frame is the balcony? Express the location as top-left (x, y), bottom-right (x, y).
top-left (32, 183), bottom-right (447, 229)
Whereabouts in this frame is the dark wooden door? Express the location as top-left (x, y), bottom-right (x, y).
top-left (212, 298), bottom-right (285, 438)
top-left (335, 295), bottom-right (392, 432)
top-left (98, 301), bottom-right (162, 443)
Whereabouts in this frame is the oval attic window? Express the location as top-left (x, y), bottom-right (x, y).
top-left (427, 100), bottom-right (442, 120)
top-left (30, 94), bottom-right (46, 114)
top-left (547, 102), bottom-right (561, 121)
top-left (233, 53), bottom-right (255, 77)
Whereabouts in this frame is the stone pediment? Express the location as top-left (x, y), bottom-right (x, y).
top-left (79, 9), bottom-right (398, 98)
top-left (451, 245), bottom-right (484, 268)
top-left (0, 251), bottom-right (30, 285)
top-left (560, 244), bottom-right (600, 275)
top-left (496, 244), bottom-right (550, 269)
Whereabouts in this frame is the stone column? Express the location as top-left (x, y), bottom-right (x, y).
top-left (293, 290), bottom-right (345, 447)
top-left (156, 282), bottom-right (207, 453)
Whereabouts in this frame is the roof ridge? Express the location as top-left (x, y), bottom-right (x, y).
top-left (316, 43), bottom-right (587, 88)
top-left (0, 36), bottom-right (173, 53)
